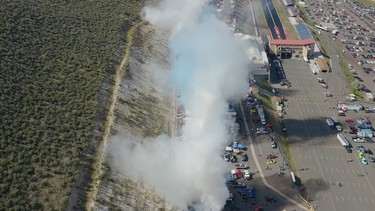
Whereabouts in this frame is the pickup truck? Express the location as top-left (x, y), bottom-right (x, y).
top-left (243, 170), bottom-right (251, 180)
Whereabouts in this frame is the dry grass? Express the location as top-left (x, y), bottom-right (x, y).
top-left (257, 94), bottom-right (300, 175)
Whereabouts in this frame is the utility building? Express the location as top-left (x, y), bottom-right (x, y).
top-left (315, 58), bottom-right (329, 72)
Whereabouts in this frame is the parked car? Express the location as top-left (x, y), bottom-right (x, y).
top-left (357, 146), bottom-right (366, 153)
top-left (266, 159), bottom-right (276, 164)
top-left (321, 83), bottom-right (328, 89)
top-left (266, 154), bottom-right (278, 159)
top-left (231, 182), bottom-right (246, 188)
top-left (269, 140), bottom-right (277, 148)
top-left (353, 137), bottom-right (365, 143)
top-left (242, 154), bottom-right (248, 161)
top-left (236, 163), bottom-right (249, 169)
top-left (224, 153), bottom-right (230, 161)
top-left (231, 155), bottom-right (238, 163)
top-left (366, 149), bottom-right (373, 155)
top-left (361, 157), bottom-right (368, 165)
top-left (345, 119), bottom-right (354, 123)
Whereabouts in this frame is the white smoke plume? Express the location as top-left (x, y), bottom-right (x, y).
top-left (108, 0), bottom-right (251, 210)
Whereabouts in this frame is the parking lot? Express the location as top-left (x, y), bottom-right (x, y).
top-left (303, 0), bottom-right (375, 96)
top-left (280, 58), bottom-right (375, 211)
top-left (223, 94), bottom-right (309, 211)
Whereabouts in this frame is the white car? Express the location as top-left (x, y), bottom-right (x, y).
top-left (243, 170), bottom-right (251, 180)
top-left (353, 137), bottom-right (365, 143)
top-left (236, 163), bottom-right (249, 169)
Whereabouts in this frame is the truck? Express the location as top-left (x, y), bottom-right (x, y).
top-left (337, 133), bottom-right (349, 147)
top-left (330, 117), bottom-right (339, 125)
top-left (358, 129), bottom-right (374, 138)
top-left (330, 117), bottom-right (342, 131)
top-left (315, 25), bottom-right (329, 32)
top-left (337, 103), bottom-right (363, 111)
top-left (243, 170), bottom-right (251, 180)
top-left (326, 118), bottom-right (334, 127)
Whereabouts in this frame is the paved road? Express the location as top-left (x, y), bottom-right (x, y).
top-left (260, 0), bottom-right (286, 39)
top-left (280, 59), bottom-right (375, 211)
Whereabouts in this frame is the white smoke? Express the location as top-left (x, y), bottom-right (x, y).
top-left (108, 0), bottom-right (251, 210)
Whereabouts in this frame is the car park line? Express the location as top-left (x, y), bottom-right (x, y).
top-left (294, 101), bottom-right (338, 211)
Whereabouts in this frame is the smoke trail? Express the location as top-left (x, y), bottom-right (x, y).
top-left (108, 1), bottom-right (251, 210)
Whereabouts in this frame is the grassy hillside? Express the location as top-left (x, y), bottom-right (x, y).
top-left (0, 0), bottom-right (143, 209)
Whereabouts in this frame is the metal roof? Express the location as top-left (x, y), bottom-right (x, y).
top-left (296, 23), bottom-right (312, 39)
top-left (269, 38), bottom-right (315, 46)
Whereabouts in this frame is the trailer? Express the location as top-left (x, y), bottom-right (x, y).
top-left (315, 25), bottom-right (329, 32)
top-left (326, 118), bottom-right (334, 127)
top-left (357, 129), bottom-right (373, 138)
top-left (337, 133), bottom-right (350, 147)
top-left (337, 103), bottom-right (363, 111)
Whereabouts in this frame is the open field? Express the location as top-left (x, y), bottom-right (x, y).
top-left (0, 0), bottom-right (143, 209)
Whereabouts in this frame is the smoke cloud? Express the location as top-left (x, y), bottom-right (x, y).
top-left (108, 0), bottom-right (251, 210)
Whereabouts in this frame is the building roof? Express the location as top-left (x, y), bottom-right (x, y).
top-left (315, 58), bottom-right (329, 70)
top-left (296, 23), bottom-right (312, 39)
top-left (287, 7), bottom-right (299, 17)
top-left (282, 0), bottom-right (293, 6)
top-left (269, 38), bottom-right (315, 46)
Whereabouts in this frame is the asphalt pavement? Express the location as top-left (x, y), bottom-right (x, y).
top-left (280, 59), bottom-right (375, 211)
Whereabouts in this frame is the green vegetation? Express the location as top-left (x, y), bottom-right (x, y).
top-left (0, 0), bottom-right (144, 210)
top-left (272, 0), bottom-right (298, 39)
top-left (296, 2), bottom-right (314, 26)
top-left (338, 53), bottom-right (363, 98)
top-left (357, 0), bottom-right (375, 7)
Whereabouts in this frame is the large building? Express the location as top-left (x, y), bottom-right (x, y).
top-left (268, 38), bottom-right (315, 59)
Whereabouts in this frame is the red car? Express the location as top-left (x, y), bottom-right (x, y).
top-left (320, 83), bottom-right (328, 89)
top-left (345, 119), bottom-right (354, 123)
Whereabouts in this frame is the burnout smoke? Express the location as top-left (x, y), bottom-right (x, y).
top-left (108, 0), bottom-right (251, 210)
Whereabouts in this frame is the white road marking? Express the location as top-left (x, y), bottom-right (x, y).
top-left (342, 196), bottom-right (344, 201)
top-left (335, 196), bottom-right (338, 201)
top-left (364, 183), bottom-right (367, 188)
top-left (354, 197), bottom-right (357, 202)
top-left (360, 198), bottom-right (363, 202)
top-left (372, 199), bottom-right (374, 203)
top-left (347, 196), bottom-right (350, 201)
